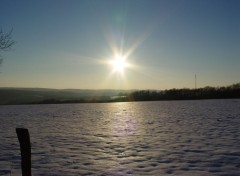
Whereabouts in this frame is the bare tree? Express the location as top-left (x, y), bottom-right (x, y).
top-left (0, 28), bottom-right (15, 64)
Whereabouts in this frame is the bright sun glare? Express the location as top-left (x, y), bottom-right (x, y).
top-left (112, 55), bottom-right (128, 73)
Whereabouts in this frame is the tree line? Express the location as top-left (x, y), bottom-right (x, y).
top-left (123, 83), bottom-right (240, 101)
top-left (38, 83), bottom-right (240, 104)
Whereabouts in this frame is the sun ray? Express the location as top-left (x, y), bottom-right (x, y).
top-left (97, 20), bottom-right (157, 89)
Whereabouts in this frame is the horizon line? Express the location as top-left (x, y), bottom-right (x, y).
top-left (0, 82), bottom-right (239, 91)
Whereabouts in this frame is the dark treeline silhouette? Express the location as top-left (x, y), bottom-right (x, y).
top-left (0, 83), bottom-right (239, 105)
top-left (125, 83), bottom-right (240, 101)
top-left (40, 83), bottom-right (240, 103)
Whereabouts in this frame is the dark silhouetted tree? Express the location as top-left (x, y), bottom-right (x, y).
top-left (0, 28), bottom-right (15, 65)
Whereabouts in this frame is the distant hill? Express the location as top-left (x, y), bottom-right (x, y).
top-left (1, 83), bottom-right (239, 105)
top-left (0, 88), bottom-right (133, 105)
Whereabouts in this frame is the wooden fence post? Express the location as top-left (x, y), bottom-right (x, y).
top-left (16, 128), bottom-right (32, 176)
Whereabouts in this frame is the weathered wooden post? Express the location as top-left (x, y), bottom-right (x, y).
top-left (16, 128), bottom-right (32, 176)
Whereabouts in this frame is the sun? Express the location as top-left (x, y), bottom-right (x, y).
top-left (111, 55), bottom-right (128, 73)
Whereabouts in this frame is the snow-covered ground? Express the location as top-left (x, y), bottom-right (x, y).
top-left (0, 100), bottom-right (240, 176)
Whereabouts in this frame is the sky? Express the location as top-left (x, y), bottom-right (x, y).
top-left (0, 0), bottom-right (239, 90)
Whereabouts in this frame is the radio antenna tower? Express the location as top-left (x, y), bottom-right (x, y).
top-left (195, 74), bottom-right (197, 89)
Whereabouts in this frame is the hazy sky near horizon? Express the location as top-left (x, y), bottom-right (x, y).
top-left (0, 0), bottom-right (239, 89)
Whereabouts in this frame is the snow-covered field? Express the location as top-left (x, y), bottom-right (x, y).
top-left (0, 100), bottom-right (240, 176)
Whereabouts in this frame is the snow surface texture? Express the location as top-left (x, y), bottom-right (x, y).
top-left (0, 100), bottom-right (240, 176)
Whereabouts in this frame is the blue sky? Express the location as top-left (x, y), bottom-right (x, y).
top-left (0, 0), bottom-right (239, 89)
